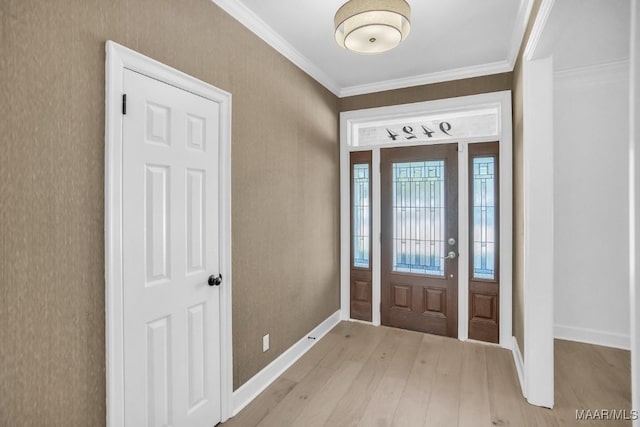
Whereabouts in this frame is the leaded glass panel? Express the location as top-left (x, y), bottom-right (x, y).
top-left (472, 157), bottom-right (496, 280)
top-left (392, 161), bottom-right (445, 276)
top-left (353, 163), bottom-right (370, 268)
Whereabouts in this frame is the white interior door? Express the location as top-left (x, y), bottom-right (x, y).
top-left (122, 69), bottom-right (221, 427)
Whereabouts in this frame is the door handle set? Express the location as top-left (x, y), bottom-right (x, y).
top-left (443, 237), bottom-right (457, 259)
top-left (208, 274), bottom-right (222, 286)
top-left (442, 251), bottom-right (457, 260)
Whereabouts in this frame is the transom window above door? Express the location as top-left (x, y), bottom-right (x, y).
top-left (351, 107), bottom-right (501, 147)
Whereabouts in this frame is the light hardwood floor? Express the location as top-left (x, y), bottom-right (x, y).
top-left (223, 321), bottom-right (632, 427)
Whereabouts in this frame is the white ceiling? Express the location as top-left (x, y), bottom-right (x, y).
top-left (533, 0), bottom-right (630, 71)
top-left (213, 0), bottom-right (532, 96)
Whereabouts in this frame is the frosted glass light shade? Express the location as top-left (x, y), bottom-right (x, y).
top-left (334, 0), bottom-right (411, 55)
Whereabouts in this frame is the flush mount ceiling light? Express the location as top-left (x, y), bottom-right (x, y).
top-left (334, 0), bottom-right (411, 55)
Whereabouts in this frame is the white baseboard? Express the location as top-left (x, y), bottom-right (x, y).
top-left (554, 324), bottom-right (630, 350)
top-left (512, 336), bottom-right (526, 398)
top-left (231, 310), bottom-right (342, 416)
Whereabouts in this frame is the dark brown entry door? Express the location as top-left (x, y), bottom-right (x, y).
top-left (381, 144), bottom-right (458, 337)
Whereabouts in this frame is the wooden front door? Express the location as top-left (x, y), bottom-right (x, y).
top-left (381, 144), bottom-right (458, 337)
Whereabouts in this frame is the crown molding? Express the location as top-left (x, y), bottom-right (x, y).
top-left (212, 0), bottom-right (529, 98)
top-left (554, 58), bottom-right (630, 83)
top-left (507, 0), bottom-right (535, 68)
top-left (523, 0), bottom-right (556, 61)
top-left (338, 60), bottom-right (513, 98)
top-left (210, 0), bottom-right (342, 96)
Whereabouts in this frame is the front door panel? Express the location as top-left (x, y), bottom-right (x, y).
top-left (381, 144), bottom-right (458, 337)
top-left (468, 142), bottom-right (500, 343)
top-left (350, 151), bottom-right (372, 321)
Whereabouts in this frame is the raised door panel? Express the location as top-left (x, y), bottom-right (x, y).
top-left (468, 289), bottom-right (499, 343)
top-left (186, 114), bottom-right (206, 151)
top-left (391, 284), bottom-right (412, 310)
top-left (186, 169), bottom-right (205, 275)
top-left (471, 292), bottom-right (496, 321)
top-left (146, 102), bottom-right (171, 146)
top-left (187, 303), bottom-right (206, 412)
top-left (423, 288), bottom-right (446, 317)
top-left (147, 316), bottom-right (173, 427)
top-left (146, 165), bottom-right (171, 285)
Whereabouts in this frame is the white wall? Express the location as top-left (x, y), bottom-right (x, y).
top-left (523, 56), bottom-right (556, 408)
top-left (630, 0), bottom-right (639, 420)
top-left (553, 61), bottom-right (631, 350)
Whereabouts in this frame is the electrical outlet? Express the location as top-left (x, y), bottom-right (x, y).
top-left (263, 334), bottom-right (269, 352)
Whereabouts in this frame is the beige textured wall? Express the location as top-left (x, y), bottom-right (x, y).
top-left (512, 0), bottom-right (543, 358)
top-left (0, 1), bottom-right (339, 425)
top-left (339, 73), bottom-right (513, 111)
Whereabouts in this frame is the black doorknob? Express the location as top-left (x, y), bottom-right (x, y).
top-left (208, 274), bottom-right (222, 287)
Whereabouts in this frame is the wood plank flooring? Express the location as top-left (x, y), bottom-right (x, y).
top-left (222, 322), bottom-right (632, 427)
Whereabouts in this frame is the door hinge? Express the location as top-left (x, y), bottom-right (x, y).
top-left (122, 94), bottom-right (127, 115)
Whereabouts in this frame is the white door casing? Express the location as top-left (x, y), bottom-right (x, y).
top-left (105, 42), bottom-right (233, 427)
